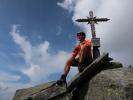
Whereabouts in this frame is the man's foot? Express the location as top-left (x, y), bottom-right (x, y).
top-left (56, 74), bottom-right (67, 87)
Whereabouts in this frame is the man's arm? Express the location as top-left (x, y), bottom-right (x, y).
top-left (72, 45), bottom-right (80, 58)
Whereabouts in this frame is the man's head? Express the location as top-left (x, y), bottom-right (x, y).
top-left (77, 32), bottom-right (86, 42)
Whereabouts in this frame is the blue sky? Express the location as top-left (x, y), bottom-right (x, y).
top-left (0, 0), bottom-right (133, 100)
top-left (0, 0), bottom-right (79, 99)
top-left (0, 0), bottom-right (78, 83)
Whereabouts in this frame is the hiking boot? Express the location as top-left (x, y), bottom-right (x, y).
top-left (57, 74), bottom-right (67, 87)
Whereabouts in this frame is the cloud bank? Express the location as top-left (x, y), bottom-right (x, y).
top-left (57, 0), bottom-right (133, 65)
top-left (10, 25), bottom-right (77, 85)
top-left (0, 25), bottom-right (77, 100)
top-left (0, 70), bottom-right (30, 100)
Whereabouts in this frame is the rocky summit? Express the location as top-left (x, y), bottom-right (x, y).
top-left (12, 53), bottom-right (133, 100)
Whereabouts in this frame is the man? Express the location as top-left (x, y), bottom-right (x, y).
top-left (57, 32), bottom-right (93, 85)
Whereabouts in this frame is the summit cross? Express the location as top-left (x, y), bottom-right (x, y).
top-left (76, 11), bottom-right (110, 59)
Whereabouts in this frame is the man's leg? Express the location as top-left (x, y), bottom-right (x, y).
top-left (63, 56), bottom-right (75, 76)
top-left (57, 56), bottom-right (74, 85)
top-left (78, 46), bottom-right (93, 72)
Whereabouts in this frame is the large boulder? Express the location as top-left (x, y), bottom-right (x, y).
top-left (13, 81), bottom-right (70, 100)
top-left (74, 67), bottom-right (133, 100)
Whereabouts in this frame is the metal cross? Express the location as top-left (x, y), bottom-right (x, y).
top-left (76, 11), bottom-right (110, 59)
top-left (76, 11), bottom-right (109, 38)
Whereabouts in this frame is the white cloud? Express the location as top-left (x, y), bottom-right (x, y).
top-left (57, 0), bottom-right (76, 12)
top-left (56, 26), bottom-right (62, 36)
top-left (10, 25), bottom-right (77, 85)
top-left (0, 70), bottom-right (30, 100)
top-left (0, 71), bottom-right (20, 82)
top-left (1, 24), bottom-right (77, 100)
top-left (57, 0), bottom-right (133, 65)
top-left (10, 25), bottom-right (32, 64)
top-left (0, 81), bottom-right (31, 100)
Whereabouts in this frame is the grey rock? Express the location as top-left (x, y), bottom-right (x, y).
top-left (13, 81), bottom-right (68, 100)
top-left (76, 67), bottom-right (133, 100)
top-left (71, 62), bottom-right (123, 100)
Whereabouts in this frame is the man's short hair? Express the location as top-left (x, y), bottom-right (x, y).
top-left (77, 32), bottom-right (86, 38)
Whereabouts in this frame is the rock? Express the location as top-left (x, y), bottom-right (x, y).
top-left (13, 81), bottom-right (68, 100)
top-left (75, 67), bottom-right (133, 100)
top-left (71, 62), bottom-right (122, 100)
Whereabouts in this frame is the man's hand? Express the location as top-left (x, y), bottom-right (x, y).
top-left (78, 61), bottom-right (82, 67)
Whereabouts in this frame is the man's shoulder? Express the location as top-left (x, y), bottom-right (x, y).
top-left (83, 40), bottom-right (92, 46)
top-left (85, 39), bottom-right (92, 43)
top-left (86, 39), bottom-right (91, 42)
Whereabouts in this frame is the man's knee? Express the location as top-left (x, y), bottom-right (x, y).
top-left (66, 57), bottom-right (74, 66)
